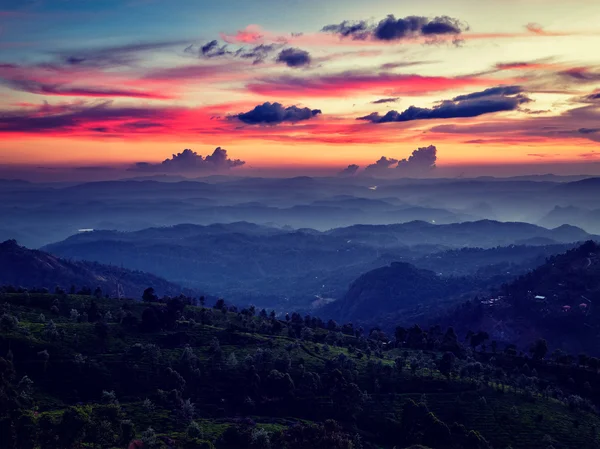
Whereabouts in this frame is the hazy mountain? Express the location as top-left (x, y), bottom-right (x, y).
top-left (327, 220), bottom-right (595, 248)
top-left (42, 221), bottom-right (593, 310)
top-left (0, 239), bottom-right (190, 298)
top-left (539, 205), bottom-right (600, 234)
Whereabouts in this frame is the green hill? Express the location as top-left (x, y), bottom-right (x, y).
top-left (2, 290), bottom-right (600, 449)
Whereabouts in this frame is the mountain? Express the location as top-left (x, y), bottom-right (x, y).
top-left (325, 262), bottom-right (480, 326)
top-left (539, 205), bottom-right (600, 234)
top-left (0, 239), bottom-right (190, 298)
top-left (445, 241), bottom-right (600, 356)
top-left (326, 220), bottom-right (595, 248)
top-left (42, 221), bottom-right (593, 310)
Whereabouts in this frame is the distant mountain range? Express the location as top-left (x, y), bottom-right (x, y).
top-left (40, 220), bottom-right (596, 311)
top-left (0, 239), bottom-right (190, 298)
top-left (3, 175), bottom-right (600, 248)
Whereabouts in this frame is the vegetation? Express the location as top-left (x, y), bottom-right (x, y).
top-left (2, 287), bottom-right (600, 449)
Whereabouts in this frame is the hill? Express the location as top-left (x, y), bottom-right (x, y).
top-left (326, 262), bottom-right (478, 325)
top-left (2, 290), bottom-right (600, 449)
top-left (0, 239), bottom-right (190, 298)
top-left (445, 241), bottom-right (600, 356)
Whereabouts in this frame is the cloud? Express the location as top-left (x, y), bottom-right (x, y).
top-left (235, 102), bottom-right (321, 125)
top-left (194, 39), bottom-right (279, 64)
top-left (427, 104), bottom-right (600, 144)
top-left (371, 97), bottom-right (399, 104)
top-left (246, 71), bottom-right (494, 98)
top-left (0, 63), bottom-right (173, 99)
top-left (276, 48), bottom-right (311, 68)
top-left (364, 156), bottom-right (399, 175)
top-left (584, 92), bottom-right (600, 101)
top-left (0, 100), bottom-right (170, 133)
top-left (338, 164), bottom-right (360, 176)
top-left (322, 14), bottom-right (467, 42)
top-left (0, 77), bottom-right (171, 99)
top-left (396, 145), bottom-right (437, 174)
top-left (56, 40), bottom-right (188, 68)
top-left (321, 20), bottom-right (371, 40)
top-left (559, 67), bottom-right (600, 83)
top-left (362, 145), bottom-right (437, 177)
top-left (525, 23), bottom-right (546, 35)
top-left (131, 148), bottom-right (245, 173)
top-left (358, 85), bottom-right (530, 123)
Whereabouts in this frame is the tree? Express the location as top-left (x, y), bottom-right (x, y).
top-left (530, 338), bottom-right (548, 360)
top-left (438, 352), bottom-right (456, 379)
top-left (142, 288), bottom-right (157, 303)
top-left (395, 326), bottom-right (407, 346)
top-left (95, 321), bottom-right (109, 343)
top-left (59, 406), bottom-right (90, 448)
top-left (469, 331), bottom-right (489, 349)
top-left (88, 300), bottom-right (101, 322)
top-left (141, 427), bottom-right (157, 448)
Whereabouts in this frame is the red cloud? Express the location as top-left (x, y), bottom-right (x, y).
top-left (220, 25), bottom-right (272, 44)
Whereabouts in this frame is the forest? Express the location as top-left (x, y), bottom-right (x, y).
top-left (2, 287), bottom-right (600, 449)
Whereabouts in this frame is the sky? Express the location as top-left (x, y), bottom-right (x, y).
top-left (1, 0), bottom-right (600, 180)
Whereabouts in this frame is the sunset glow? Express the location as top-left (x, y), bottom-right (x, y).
top-left (1, 0), bottom-right (600, 179)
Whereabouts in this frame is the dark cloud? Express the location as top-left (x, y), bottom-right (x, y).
top-left (322, 14), bottom-right (467, 42)
top-left (201, 40), bottom-right (225, 56)
top-left (559, 68), bottom-right (600, 83)
top-left (380, 61), bottom-right (433, 70)
top-left (239, 44), bottom-right (278, 63)
top-left (358, 85), bottom-right (530, 123)
top-left (428, 105), bottom-right (600, 143)
top-left (338, 164), bottom-right (360, 176)
top-left (236, 102), bottom-right (321, 125)
top-left (371, 97), bottom-right (399, 104)
top-left (57, 40), bottom-right (188, 68)
top-left (276, 48), bottom-right (311, 68)
top-left (452, 85), bottom-right (525, 101)
top-left (361, 146), bottom-right (437, 177)
top-left (578, 128), bottom-right (600, 134)
top-left (321, 20), bottom-right (371, 39)
top-left (0, 77), bottom-right (170, 99)
top-left (130, 148), bottom-right (245, 173)
top-left (194, 40), bottom-right (279, 64)
top-left (0, 101), bottom-right (166, 133)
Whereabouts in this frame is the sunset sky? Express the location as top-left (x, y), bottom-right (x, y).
top-left (1, 0), bottom-right (600, 179)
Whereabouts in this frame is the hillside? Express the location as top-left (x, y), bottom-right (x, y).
top-left (446, 241), bottom-right (600, 355)
top-left (326, 262), bottom-right (478, 325)
top-left (0, 239), bottom-right (189, 298)
top-left (2, 290), bottom-right (600, 449)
